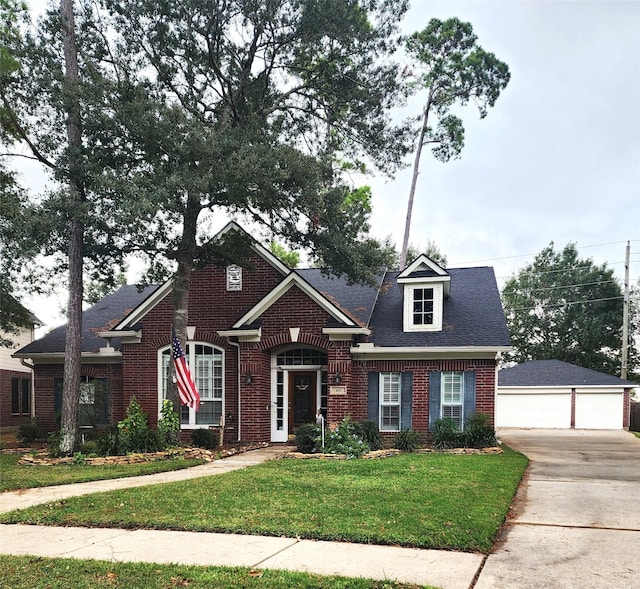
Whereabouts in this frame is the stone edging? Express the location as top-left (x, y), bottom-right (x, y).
top-left (283, 446), bottom-right (502, 460)
top-left (16, 442), bottom-right (270, 466)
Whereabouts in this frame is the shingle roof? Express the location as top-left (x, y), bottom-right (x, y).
top-left (498, 360), bottom-right (637, 387)
top-left (367, 267), bottom-right (511, 347)
top-left (15, 285), bottom-right (159, 355)
top-left (295, 268), bottom-right (383, 328)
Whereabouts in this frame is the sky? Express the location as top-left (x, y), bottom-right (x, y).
top-left (14, 0), bottom-right (640, 331)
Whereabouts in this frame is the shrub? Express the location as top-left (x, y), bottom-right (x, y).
top-left (395, 428), bottom-right (422, 452)
top-left (432, 418), bottom-right (462, 450)
top-left (353, 420), bottom-right (384, 451)
top-left (316, 417), bottom-right (369, 458)
top-left (191, 428), bottom-right (218, 450)
top-left (47, 432), bottom-right (61, 458)
top-left (17, 419), bottom-right (40, 444)
top-left (295, 423), bottom-right (320, 453)
top-left (158, 399), bottom-right (180, 448)
top-left (95, 426), bottom-right (123, 456)
top-left (461, 413), bottom-right (497, 449)
top-left (117, 397), bottom-right (161, 453)
top-left (80, 440), bottom-right (99, 455)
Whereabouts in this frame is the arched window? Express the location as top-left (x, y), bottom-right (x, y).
top-left (159, 343), bottom-right (223, 427)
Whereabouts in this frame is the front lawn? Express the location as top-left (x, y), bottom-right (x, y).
top-left (0, 449), bottom-right (528, 553)
top-left (0, 453), bottom-right (205, 492)
top-left (0, 555), bottom-right (435, 589)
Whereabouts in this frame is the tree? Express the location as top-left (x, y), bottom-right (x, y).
top-left (2, 2), bottom-right (412, 422)
top-left (76, 0), bottom-right (412, 391)
top-left (502, 243), bottom-right (637, 377)
top-left (378, 235), bottom-right (447, 270)
top-left (399, 17), bottom-right (510, 268)
top-left (269, 242), bottom-right (300, 269)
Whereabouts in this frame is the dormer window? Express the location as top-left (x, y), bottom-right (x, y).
top-left (413, 287), bottom-right (434, 325)
top-left (397, 254), bottom-right (450, 333)
top-left (404, 283), bottom-right (444, 331)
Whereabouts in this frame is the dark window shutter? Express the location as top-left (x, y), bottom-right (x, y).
top-left (429, 371), bottom-right (442, 431)
top-left (54, 378), bottom-right (63, 415)
top-left (463, 370), bottom-right (477, 428)
top-left (95, 379), bottom-right (110, 425)
top-left (21, 379), bottom-right (30, 414)
top-left (367, 372), bottom-right (379, 423)
top-left (11, 378), bottom-right (19, 414)
top-left (401, 372), bottom-right (413, 430)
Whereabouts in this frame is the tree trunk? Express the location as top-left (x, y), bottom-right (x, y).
top-left (170, 192), bottom-right (201, 410)
top-left (399, 95), bottom-right (432, 270)
top-left (59, 0), bottom-right (84, 454)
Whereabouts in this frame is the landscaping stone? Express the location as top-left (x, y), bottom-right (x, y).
top-left (16, 442), bottom-right (270, 466)
top-left (284, 446), bottom-right (502, 459)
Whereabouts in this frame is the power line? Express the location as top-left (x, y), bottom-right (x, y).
top-left (510, 280), bottom-right (618, 293)
top-left (509, 296), bottom-right (624, 312)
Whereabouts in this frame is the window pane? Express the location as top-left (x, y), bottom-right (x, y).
top-left (442, 405), bottom-right (463, 430)
top-left (381, 406), bottom-right (400, 431)
top-left (412, 287), bottom-right (434, 325)
top-left (379, 372), bottom-right (401, 431)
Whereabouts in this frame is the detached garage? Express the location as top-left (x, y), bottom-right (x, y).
top-left (497, 360), bottom-right (636, 430)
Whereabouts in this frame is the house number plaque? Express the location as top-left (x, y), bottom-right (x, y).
top-left (329, 385), bottom-right (347, 396)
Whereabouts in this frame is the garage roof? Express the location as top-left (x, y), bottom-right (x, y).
top-left (499, 360), bottom-right (637, 387)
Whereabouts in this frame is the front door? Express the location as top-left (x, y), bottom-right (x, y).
top-left (289, 371), bottom-right (316, 433)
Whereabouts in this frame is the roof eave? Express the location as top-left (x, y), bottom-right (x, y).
top-left (350, 345), bottom-right (511, 360)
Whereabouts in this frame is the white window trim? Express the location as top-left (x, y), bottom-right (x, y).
top-left (403, 282), bottom-right (443, 332)
top-left (379, 372), bottom-right (401, 432)
top-left (441, 371), bottom-right (464, 429)
top-left (158, 342), bottom-right (225, 429)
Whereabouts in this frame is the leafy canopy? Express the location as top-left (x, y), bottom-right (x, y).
top-left (502, 243), bottom-right (635, 377)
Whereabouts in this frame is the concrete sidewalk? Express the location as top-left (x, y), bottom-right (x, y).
top-left (0, 446), bottom-right (484, 589)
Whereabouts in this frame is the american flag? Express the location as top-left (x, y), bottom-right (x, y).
top-left (171, 328), bottom-right (200, 411)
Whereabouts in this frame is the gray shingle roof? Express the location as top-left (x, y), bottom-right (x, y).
top-left (499, 360), bottom-right (637, 387)
top-left (295, 268), bottom-right (383, 328)
top-left (15, 285), bottom-right (159, 355)
top-left (367, 267), bottom-right (511, 347)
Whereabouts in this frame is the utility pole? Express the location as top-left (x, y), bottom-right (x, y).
top-left (621, 241), bottom-right (630, 380)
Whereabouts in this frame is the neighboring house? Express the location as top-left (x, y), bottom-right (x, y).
top-left (0, 301), bottom-right (42, 430)
top-left (497, 359), bottom-right (636, 430)
top-left (14, 222), bottom-right (511, 442)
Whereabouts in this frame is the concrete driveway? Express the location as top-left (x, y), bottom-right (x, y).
top-left (476, 429), bottom-right (640, 589)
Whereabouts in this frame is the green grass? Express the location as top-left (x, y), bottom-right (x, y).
top-left (0, 453), bottom-right (205, 492)
top-left (0, 449), bottom-right (527, 553)
top-left (0, 555), bottom-right (436, 589)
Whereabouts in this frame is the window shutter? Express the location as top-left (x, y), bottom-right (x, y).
top-left (429, 371), bottom-right (441, 431)
top-left (95, 379), bottom-right (110, 425)
top-left (54, 378), bottom-right (63, 415)
top-left (401, 372), bottom-right (413, 430)
top-left (463, 370), bottom-right (477, 427)
top-left (11, 378), bottom-right (19, 414)
top-left (21, 379), bottom-right (30, 414)
top-left (367, 372), bottom-right (379, 423)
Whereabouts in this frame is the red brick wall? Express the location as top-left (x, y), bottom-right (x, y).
top-left (0, 368), bottom-right (33, 429)
top-left (349, 358), bottom-right (497, 432)
top-left (121, 255), bottom-right (285, 431)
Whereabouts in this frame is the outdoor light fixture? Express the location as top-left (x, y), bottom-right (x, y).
top-left (334, 372), bottom-right (342, 385)
top-left (245, 372), bottom-right (253, 385)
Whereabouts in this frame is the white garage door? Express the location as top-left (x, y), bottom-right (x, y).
top-left (496, 389), bottom-right (571, 428)
top-left (575, 392), bottom-right (623, 429)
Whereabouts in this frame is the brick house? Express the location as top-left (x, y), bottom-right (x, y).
top-left (0, 300), bottom-right (41, 430)
top-left (14, 222), bottom-right (511, 442)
